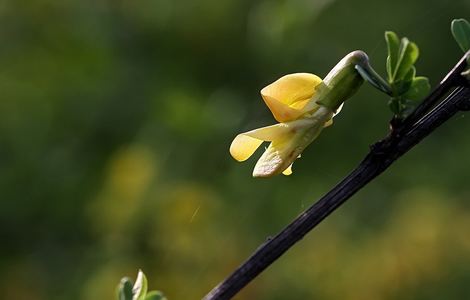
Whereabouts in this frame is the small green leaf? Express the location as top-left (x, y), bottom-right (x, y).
top-left (133, 270), bottom-right (148, 300)
top-left (392, 66), bottom-right (415, 95)
top-left (394, 38), bottom-right (419, 80)
top-left (404, 66), bottom-right (416, 82)
top-left (403, 77), bottom-right (431, 101)
top-left (451, 18), bottom-right (470, 52)
top-left (117, 277), bottom-right (134, 300)
top-left (393, 79), bottom-right (413, 95)
top-left (386, 56), bottom-right (392, 81)
top-left (145, 291), bottom-right (167, 300)
top-left (385, 31), bottom-right (400, 80)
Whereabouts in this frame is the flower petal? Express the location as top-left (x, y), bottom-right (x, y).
top-left (252, 108), bottom-right (333, 177)
top-left (230, 134), bottom-right (264, 162)
top-left (282, 164), bottom-right (293, 175)
top-left (261, 73), bottom-right (322, 122)
top-left (252, 140), bottom-right (292, 177)
top-left (229, 124), bottom-right (292, 162)
top-left (262, 73), bottom-right (322, 106)
top-left (260, 95), bottom-right (305, 123)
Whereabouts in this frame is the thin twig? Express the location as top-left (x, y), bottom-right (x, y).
top-left (203, 52), bottom-right (470, 300)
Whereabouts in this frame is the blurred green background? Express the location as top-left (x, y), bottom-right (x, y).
top-left (1, 0), bottom-right (470, 299)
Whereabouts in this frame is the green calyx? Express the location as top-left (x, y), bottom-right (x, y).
top-left (316, 50), bottom-right (367, 110)
top-left (315, 32), bottom-right (431, 120)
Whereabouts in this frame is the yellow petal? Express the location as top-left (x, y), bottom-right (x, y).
top-left (229, 124), bottom-right (292, 162)
top-left (230, 134), bottom-right (264, 162)
top-left (262, 73), bottom-right (322, 106)
top-left (261, 73), bottom-right (322, 122)
top-left (282, 164), bottom-right (293, 175)
top-left (282, 153), bottom-right (302, 175)
top-left (252, 108), bottom-right (332, 178)
top-left (260, 95), bottom-right (305, 123)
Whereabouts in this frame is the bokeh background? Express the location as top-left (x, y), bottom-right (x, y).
top-left (1, 0), bottom-right (470, 299)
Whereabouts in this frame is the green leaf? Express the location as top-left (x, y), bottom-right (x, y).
top-left (385, 31), bottom-right (400, 80)
top-left (392, 66), bottom-right (416, 95)
top-left (451, 18), bottom-right (470, 52)
top-left (145, 291), bottom-right (167, 300)
top-left (117, 277), bottom-right (134, 300)
top-left (394, 38), bottom-right (419, 80)
top-left (403, 76), bottom-right (431, 101)
top-left (392, 79), bottom-right (413, 95)
top-left (403, 66), bottom-right (416, 82)
top-left (133, 270), bottom-right (148, 300)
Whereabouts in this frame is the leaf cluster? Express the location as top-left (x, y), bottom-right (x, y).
top-left (117, 271), bottom-right (167, 300)
top-left (385, 31), bottom-right (430, 118)
top-left (451, 18), bottom-right (470, 81)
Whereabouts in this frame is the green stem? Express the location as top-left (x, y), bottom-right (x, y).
top-left (355, 62), bottom-right (392, 95)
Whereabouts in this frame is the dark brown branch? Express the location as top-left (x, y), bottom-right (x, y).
top-left (203, 52), bottom-right (470, 300)
top-left (396, 52), bottom-right (470, 132)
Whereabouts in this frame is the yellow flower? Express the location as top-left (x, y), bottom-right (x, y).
top-left (230, 73), bottom-right (334, 177)
top-left (230, 51), bottom-right (367, 178)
